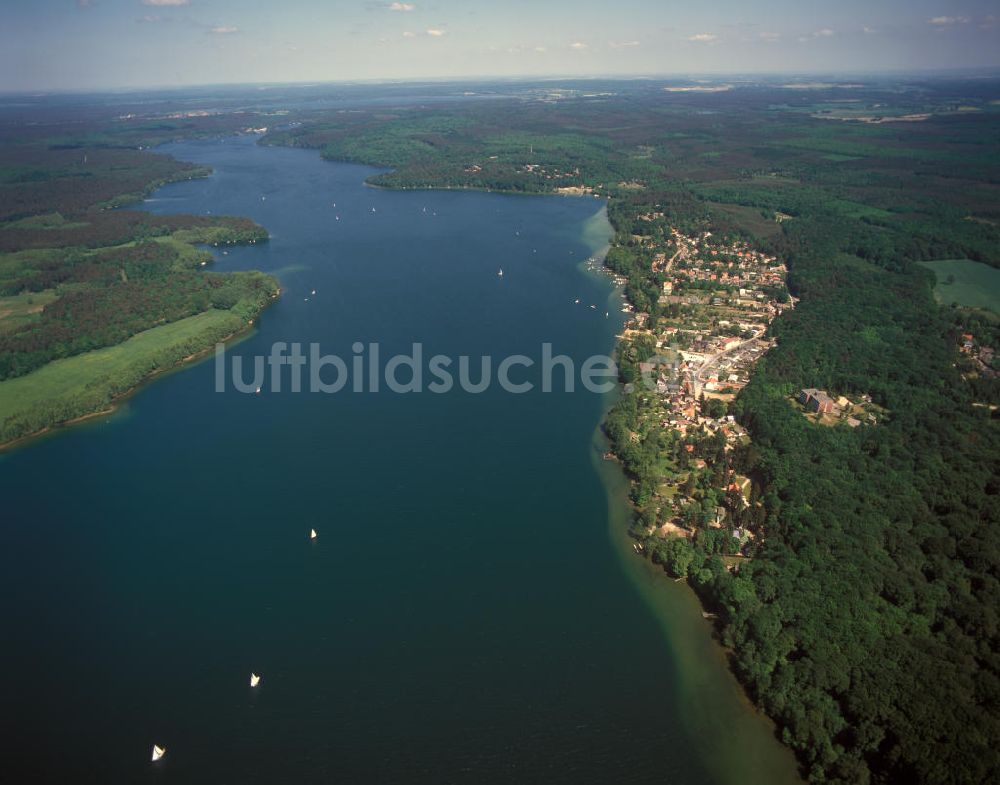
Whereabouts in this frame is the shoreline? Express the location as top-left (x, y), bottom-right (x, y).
top-left (592, 428), bottom-right (802, 784)
top-left (361, 174), bottom-right (608, 202)
top-left (587, 201), bottom-right (803, 782)
top-left (0, 317), bottom-right (265, 454)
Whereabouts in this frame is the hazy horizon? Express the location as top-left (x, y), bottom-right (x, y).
top-left (5, 0), bottom-right (1000, 92)
top-left (5, 68), bottom-right (1000, 99)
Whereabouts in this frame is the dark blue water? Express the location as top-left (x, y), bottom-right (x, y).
top-left (0, 136), bottom-right (797, 785)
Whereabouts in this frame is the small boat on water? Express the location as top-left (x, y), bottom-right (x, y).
top-left (498, 268), bottom-right (504, 277)
top-left (250, 673), bottom-right (261, 688)
top-left (310, 528), bottom-right (317, 540)
top-left (255, 387), bottom-right (261, 394)
top-left (589, 304), bottom-right (596, 309)
top-left (574, 299), bottom-right (580, 304)
top-left (311, 289), bottom-right (316, 295)
top-left (151, 745), bottom-right (166, 762)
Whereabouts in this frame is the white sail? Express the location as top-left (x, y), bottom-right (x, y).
top-left (250, 673), bottom-right (261, 687)
top-left (498, 268), bottom-right (503, 277)
top-left (151, 745), bottom-right (166, 762)
top-left (310, 528), bottom-right (317, 540)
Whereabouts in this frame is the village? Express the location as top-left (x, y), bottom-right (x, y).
top-left (607, 224), bottom-right (797, 556)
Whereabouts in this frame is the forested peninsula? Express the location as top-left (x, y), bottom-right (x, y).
top-left (0, 137), bottom-right (279, 447)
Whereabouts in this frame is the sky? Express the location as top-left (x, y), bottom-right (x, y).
top-left (3, 0), bottom-right (1000, 91)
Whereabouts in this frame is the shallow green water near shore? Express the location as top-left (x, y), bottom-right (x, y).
top-left (0, 136), bottom-right (798, 784)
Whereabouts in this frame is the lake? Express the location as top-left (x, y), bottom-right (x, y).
top-left (0, 135), bottom-right (799, 784)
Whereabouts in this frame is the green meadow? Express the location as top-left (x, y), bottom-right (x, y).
top-left (0, 309), bottom-right (244, 445)
top-left (920, 259), bottom-right (1000, 313)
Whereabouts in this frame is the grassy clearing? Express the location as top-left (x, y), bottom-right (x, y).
top-left (707, 202), bottom-right (784, 238)
top-left (0, 212), bottom-right (89, 231)
top-left (920, 259), bottom-right (1000, 313)
top-left (0, 289), bottom-right (58, 333)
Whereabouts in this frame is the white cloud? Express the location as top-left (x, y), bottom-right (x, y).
top-left (758, 32), bottom-right (781, 41)
top-left (402, 30), bottom-right (416, 37)
top-left (688, 33), bottom-right (717, 43)
top-left (534, 46), bottom-right (547, 52)
top-left (142, 0), bottom-right (190, 6)
top-left (929, 16), bottom-right (970, 25)
top-left (389, 2), bottom-right (415, 10)
top-left (609, 40), bottom-right (640, 48)
top-left (570, 41), bottom-right (588, 49)
top-left (814, 28), bottom-right (835, 37)
top-left (862, 26), bottom-right (876, 34)
top-left (425, 28), bottom-right (446, 36)
top-left (77, 0), bottom-right (94, 8)
top-left (137, 14), bottom-right (167, 23)
top-left (208, 26), bottom-right (239, 34)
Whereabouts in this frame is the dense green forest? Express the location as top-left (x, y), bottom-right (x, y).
top-left (260, 81), bottom-right (1000, 784)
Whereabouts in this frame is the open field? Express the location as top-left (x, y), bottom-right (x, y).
top-left (920, 259), bottom-right (1000, 313)
top-left (0, 289), bottom-right (58, 333)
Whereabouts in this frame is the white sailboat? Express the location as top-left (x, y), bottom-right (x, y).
top-left (310, 528), bottom-right (317, 540)
top-left (250, 673), bottom-right (261, 688)
top-left (151, 745), bottom-right (166, 762)
top-left (498, 268), bottom-right (504, 277)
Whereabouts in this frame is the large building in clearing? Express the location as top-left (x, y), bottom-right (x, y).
top-left (799, 388), bottom-right (836, 414)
